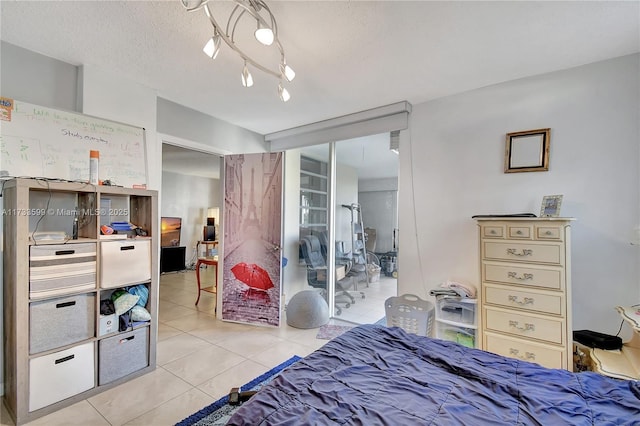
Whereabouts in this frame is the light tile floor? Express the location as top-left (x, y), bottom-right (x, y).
top-left (2, 267), bottom-right (396, 426)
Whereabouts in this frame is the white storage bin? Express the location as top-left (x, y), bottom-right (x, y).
top-left (436, 322), bottom-right (476, 348)
top-left (99, 327), bottom-right (149, 385)
top-left (100, 239), bottom-right (151, 288)
top-left (435, 296), bottom-right (476, 325)
top-left (29, 342), bottom-right (95, 412)
top-left (99, 314), bottom-right (117, 336)
top-left (29, 243), bottom-right (96, 298)
top-left (30, 293), bottom-right (95, 354)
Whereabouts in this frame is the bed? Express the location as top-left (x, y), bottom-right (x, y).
top-left (228, 324), bottom-right (640, 425)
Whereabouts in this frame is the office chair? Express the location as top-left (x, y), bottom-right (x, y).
top-left (319, 230), bottom-right (368, 290)
top-left (300, 235), bottom-right (361, 315)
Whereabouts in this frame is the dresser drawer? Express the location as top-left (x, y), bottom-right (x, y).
top-left (483, 242), bottom-right (562, 265)
top-left (484, 285), bottom-right (564, 316)
top-left (483, 263), bottom-right (563, 290)
top-left (484, 332), bottom-right (565, 369)
top-left (484, 307), bottom-right (565, 345)
top-left (535, 225), bottom-right (563, 241)
top-left (482, 225), bottom-right (505, 239)
top-left (508, 225), bottom-right (532, 239)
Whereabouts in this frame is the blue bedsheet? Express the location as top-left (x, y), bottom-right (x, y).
top-left (228, 324), bottom-right (640, 425)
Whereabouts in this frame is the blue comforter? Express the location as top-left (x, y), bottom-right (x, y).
top-left (228, 325), bottom-right (640, 425)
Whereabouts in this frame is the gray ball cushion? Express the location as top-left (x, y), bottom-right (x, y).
top-left (287, 290), bottom-right (329, 329)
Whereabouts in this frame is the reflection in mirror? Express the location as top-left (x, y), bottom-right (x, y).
top-left (504, 128), bottom-right (550, 173)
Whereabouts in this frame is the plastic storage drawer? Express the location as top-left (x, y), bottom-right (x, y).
top-left (437, 322), bottom-right (476, 348)
top-left (29, 342), bottom-right (95, 412)
top-left (30, 293), bottom-right (95, 354)
top-left (436, 297), bottom-right (476, 325)
top-left (99, 327), bottom-right (149, 385)
top-left (29, 243), bottom-right (96, 298)
top-left (100, 239), bottom-right (151, 288)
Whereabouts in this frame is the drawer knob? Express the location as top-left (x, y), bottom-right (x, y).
top-left (545, 231), bottom-right (552, 236)
top-left (507, 248), bottom-right (532, 257)
top-left (508, 295), bottom-right (534, 305)
top-left (509, 348), bottom-right (536, 360)
top-left (507, 272), bottom-right (533, 281)
top-left (516, 230), bottom-right (523, 235)
top-left (508, 320), bottom-right (535, 331)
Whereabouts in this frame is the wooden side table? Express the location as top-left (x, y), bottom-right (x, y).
top-left (195, 256), bottom-right (218, 306)
top-left (197, 240), bottom-right (218, 257)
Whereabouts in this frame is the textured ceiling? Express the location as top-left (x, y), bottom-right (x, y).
top-left (2, 1), bottom-right (638, 136)
top-left (2, 1), bottom-right (638, 180)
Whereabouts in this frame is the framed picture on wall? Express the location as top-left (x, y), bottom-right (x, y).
top-left (504, 128), bottom-right (550, 173)
top-left (540, 195), bottom-right (563, 217)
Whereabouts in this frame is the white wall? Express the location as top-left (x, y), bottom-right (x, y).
top-left (336, 163), bottom-right (359, 253)
top-left (161, 171), bottom-right (221, 265)
top-left (398, 54), bottom-right (640, 335)
top-left (78, 64), bottom-right (160, 190)
top-left (281, 150), bottom-right (307, 304)
top-left (1, 41), bottom-right (78, 112)
top-left (157, 98), bottom-right (266, 155)
top-left (358, 190), bottom-right (398, 254)
top-left (359, 177), bottom-right (399, 254)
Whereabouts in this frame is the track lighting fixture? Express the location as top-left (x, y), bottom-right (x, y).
top-left (181, 0), bottom-right (295, 102)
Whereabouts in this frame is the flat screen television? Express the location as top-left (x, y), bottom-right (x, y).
top-left (161, 217), bottom-right (182, 247)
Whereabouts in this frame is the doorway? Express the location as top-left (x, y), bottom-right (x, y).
top-left (298, 133), bottom-right (399, 324)
top-left (161, 143), bottom-right (222, 268)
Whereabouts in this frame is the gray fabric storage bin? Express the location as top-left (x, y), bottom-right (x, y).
top-left (30, 243), bottom-right (97, 298)
top-left (30, 293), bottom-right (96, 354)
top-left (99, 327), bottom-right (149, 385)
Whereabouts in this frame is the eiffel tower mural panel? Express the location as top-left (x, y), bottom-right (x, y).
top-left (222, 152), bottom-right (284, 326)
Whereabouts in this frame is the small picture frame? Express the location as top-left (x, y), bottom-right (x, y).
top-left (540, 195), bottom-right (563, 217)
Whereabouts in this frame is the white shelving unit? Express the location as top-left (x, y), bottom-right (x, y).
top-left (434, 295), bottom-right (478, 348)
top-left (299, 155), bottom-right (328, 238)
top-left (2, 178), bottom-right (158, 425)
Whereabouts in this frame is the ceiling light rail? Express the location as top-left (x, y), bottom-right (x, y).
top-left (181, 0), bottom-right (295, 102)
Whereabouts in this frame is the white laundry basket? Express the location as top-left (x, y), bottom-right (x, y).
top-left (385, 294), bottom-right (435, 336)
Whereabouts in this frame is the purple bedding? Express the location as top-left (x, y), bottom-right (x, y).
top-left (229, 324), bottom-right (640, 425)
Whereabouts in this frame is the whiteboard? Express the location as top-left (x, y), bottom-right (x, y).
top-left (0, 98), bottom-right (147, 188)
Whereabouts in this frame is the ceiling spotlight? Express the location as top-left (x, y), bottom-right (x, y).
top-left (203, 32), bottom-right (221, 59)
top-left (280, 63), bottom-right (295, 82)
top-left (182, 0), bottom-right (295, 101)
top-left (278, 82), bottom-right (290, 102)
top-left (242, 62), bottom-right (254, 87)
top-left (255, 24), bottom-right (274, 46)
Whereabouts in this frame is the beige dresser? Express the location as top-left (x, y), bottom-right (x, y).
top-left (476, 218), bottom-right (574, 370)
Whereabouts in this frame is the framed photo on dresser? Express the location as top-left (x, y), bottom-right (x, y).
top-left (540, 195), bottom-right (563, 217)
